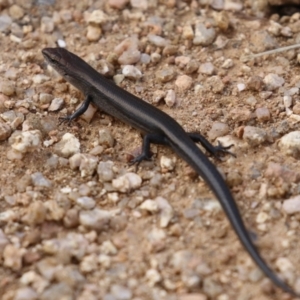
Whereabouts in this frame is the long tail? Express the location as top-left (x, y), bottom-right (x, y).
top-left (173, 140), bottom-right (299, 297)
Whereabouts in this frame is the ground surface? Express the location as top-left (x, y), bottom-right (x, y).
top-left (1, 1), bottom-right (300, 300)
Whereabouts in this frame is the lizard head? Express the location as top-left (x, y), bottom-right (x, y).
top-left (42, 47), bottom-right (96, 80)
top-left (42, 47), bottom-right (74, 77)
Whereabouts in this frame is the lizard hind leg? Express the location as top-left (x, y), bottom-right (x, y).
top-left (188, 132), bottom-right (235, 160)
top-left (129, 133), bottom-right (168, 166)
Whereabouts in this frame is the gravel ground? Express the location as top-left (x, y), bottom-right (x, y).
top-left (1, 0), bottom-right (300, 299)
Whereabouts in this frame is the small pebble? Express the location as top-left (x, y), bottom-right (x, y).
top-left (32, 74), bottom-right (50, 84)
top-left (87, 25), bottom-right (102, 42)
top-left (3, 244), bottom-right (25, 271)
top-left (243, 126), bottom-right (267, 147)
top-left (175, 56), bottom-right (191, 68)
top-left (100, 240), bottom-right (117, 255)
top-left (63, 209), bottom-right (79, 228)
top-left (247, 76), bottom-right (264, 91)
top-left (110, 284), bottom-right (132, 300)
top-left (152, 90), bottom-right (165, 104)
top-left (265, 162), bottom-right (300, 183)
top-left (0, 229), bottom-right (9, 252)
top-left (69, 153), bottom-right (98, 177)
top-left (114, 36), bottom-right (139, 55)
top-left (39, 93), bottom-right (53, 104)
top-left (97, 59), bottom-right (115, 76)
top-left (53, 133), bottom-right (80, 158)
top-left (122, 65), bottom-right (142, 79)
top-left (248, 268), bottom-right (263, 283)
top-left (79, 208), bottom-right (112, 230)
top-left (0, 15), bottom-right (12, 33)
top-left (98, 254), bottom-right (111, 268)
top-left (221, 58), bottom-right (234, 69)
top-left (0, 79), bottom-right (15, 96)
top-left (165, 89), bottom-right (176, 107)
top-left (1, 110), bottom-right (24, 126)
top-left (185, 60), bottom-right (199, 74)
top-left (256, 211), bottom-right (269, 223)
top-left (97, 161), bottom-right (114, 182)
top-left (9, 130), bottom-right (41, 153)
top-left (118, 49), bottom-right (141, 65)
top-left (151, 52), bottom-right (161, 63)
top-left (109, 0), bottom-right (129, 9)
top-left (44, 200), bottom-right (65, 221)
top-left (140, 199), bottom-right (158, 213)
top-left (7, 149), bottom-right (23, 160)
top-left (156, 196), bottom-right (173, 228)
top-left (107, 192), bottom-right (119, 204)
top-left (14, 287), bottom-right (38, 300)
top-left (112, 172), bottom-right (142, 192)
top-left (140, 53), bottom-right (150, 64)
top-left (275, 257), bottom-right (294, 273)
top-left (31, 172), bottom-right (52, 188)
top-left (58, 39), bottom-right (66, 48)
top-left (41, 16), bottom-right (55, 33)
top-left (279, 131), bottom-right (300, 158)
top-left (281, 26), bottom-right (292, 37)
top-left (193, 23), bottom-right (216, 46)
top-left (229, 110), bottom-right (245, 127)
top-left (282, 195), bottom-right (300, 214)
top-left (130, 0), bottom-right (148, 10)
top-left (99, 128), bottom-right (114, 148)
top-left (208, 122), bottom-right (229, 140)
top-left (178, 294), bottom-right (207, 300)
top-left (199, 62), bottom-right (215, 75)
top-left (268, 20), bottom-right (282, 36)
top-left (214, 10), bottom-right (229, 31)
top-left (160, 155), bottom-right (176, 171)
top-left (259, 91), bottom-right (273, 99)
top-left (48, 98), bottom-right (64, 111)
top-left (202, 277), bottom-right (223, 298)
top-left (162, 45), bottom-right (178, 56)
top-left (249, 30), bottom-right (278, 53)
top-left (11, 23), bottom-right (23, 39)
top-left (206, 76), bottom-right (224, 93)
top-left (293, 102), bottom-right (300, 114)
top-left (283, 95), bottom-right (292, 109)
top-left (22, 201), bottom-right (47, 225)
top-left (0, 122), bottom-right (12, 141)
top-left (263, 73), bottom-right (285, 90)
top-left (60, 10), bottom-right (73, 22)
top-left (85, 10), bottom-right (111, 25)
top-left (237, 83), bottom-right (245, 92)
top-left (0, 210), bottom-right (17, 222)
top-left (79, 102), bottom-right (98, 123)
top-left (156, 67), bottom-right (175, 82)
top-left (76, 196), bottom-right (96, 210)
top-left (147, 34), bottom-right (168, 47)
top-left (182, 25), bottom-right (194, 40)
top-left (182, 273), bottom-right (201, 289)
top-left (146, 269), bottom-right (161, 286)
top-left (175, 75), bottom-right (193, 91)
top-left (9, 4), bottom-right (24, 20)
top-left (40, 283), bottom-right (74, 300)
top-left (147, 227), bottom-right (166, 248)
top-left (214, 35), bottom-right (228, 49)
top-left (211, 0), bottom-right (224, 10)
top-left (255, 107), bottom-right (271, 122)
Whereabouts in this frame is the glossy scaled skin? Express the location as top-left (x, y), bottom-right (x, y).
top-left (42, 47), bottom-right (299, 297)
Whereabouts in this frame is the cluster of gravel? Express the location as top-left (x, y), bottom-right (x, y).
top-left (2, 0), bottom-right (300, 299)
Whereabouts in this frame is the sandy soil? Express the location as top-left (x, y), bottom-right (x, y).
top-left (1, 1), bottom-right (300, 300)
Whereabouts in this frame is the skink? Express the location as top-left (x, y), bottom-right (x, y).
top-left (42, 47), bottom-right (299, 297)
